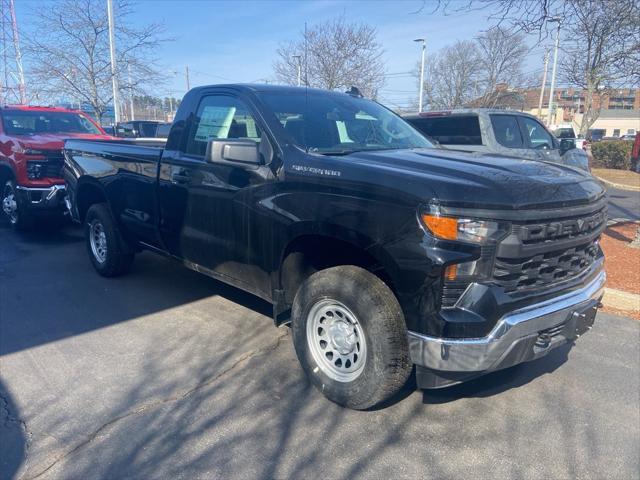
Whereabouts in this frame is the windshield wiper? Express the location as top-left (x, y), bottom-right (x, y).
top-left (314, 147), bottom-right (400, 156)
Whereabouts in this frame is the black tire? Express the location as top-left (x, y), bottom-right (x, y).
top-left (2, 179), bottom-right (33, 230)
top-left (85, 203), bottom-right (134, 277)
top-left (291, 265), bottom-right (412, 410)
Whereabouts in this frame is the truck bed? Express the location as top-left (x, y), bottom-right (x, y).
top-left (64, 138), bottom-right (165, 165)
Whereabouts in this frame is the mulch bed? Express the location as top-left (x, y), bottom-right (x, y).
top-left (601, 222), bottom-right (640, 294)
top-left (600, 221), bottom-right (640, 319)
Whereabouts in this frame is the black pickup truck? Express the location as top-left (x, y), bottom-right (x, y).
top-left (64, 84), bottom-right (606, 409)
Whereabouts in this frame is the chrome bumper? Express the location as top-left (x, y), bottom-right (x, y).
top-left (16, 185), bottom-right (66, 208)
top-left (408, 268), bottom-right (606, 374)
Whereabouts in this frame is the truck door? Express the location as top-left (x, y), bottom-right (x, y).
top-left (157, 92), bottom-right (276, 298)
top-left (517, 115), bottom-right (562, 163)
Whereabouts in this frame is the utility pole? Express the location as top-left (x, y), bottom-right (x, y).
top-left (185, 65), bottom-right (190, 91)
top-left (128, 63), bottom-right (134, 121)
top-left (414, 38), bottom-right (426, 112)
top-left (537, 49), bottom-right (549, 119)
top-left (546, 18), bottom-right (561, 126)
top-left (107, 0), bottom-right (120, 123)
top-left (0, 0), bottom-right (26, 104)
top-left (292, 55), bottom-right (302, 86)
top-left (9, 0), bottom-right (24, 103)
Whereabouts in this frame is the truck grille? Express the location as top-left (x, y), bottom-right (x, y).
top-left (491, 206), bottom-right (606, 294)
top-left (26, 151), bottom-right (64, 179)
top-left (493, 240), bottom-right (600, 292)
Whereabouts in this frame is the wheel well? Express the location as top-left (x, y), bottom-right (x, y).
top-left (77, 182), bottom-right (107, 222)
top-left (280, 235), bottom-right (395, 305)
top-left (0, 165), bottom-right (14, 183)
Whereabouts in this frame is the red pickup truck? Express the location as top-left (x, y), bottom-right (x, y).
top-left (0, 105), bottom-right (111, 228)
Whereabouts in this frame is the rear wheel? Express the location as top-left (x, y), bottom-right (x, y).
top-left (2, 179), bottom-right (32, 230)
top-left (291, 265), bottom-right (412, 410)
top-left (85, 203), bottom-right (134, 277)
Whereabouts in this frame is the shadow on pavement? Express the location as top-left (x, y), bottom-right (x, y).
top-left (0, 221), bottom-right (272, 357)
top-left (0, 380), bottom-right (26, 480)
top-left (422, 343), bottom-right (571, 404)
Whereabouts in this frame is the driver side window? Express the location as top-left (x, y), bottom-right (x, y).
top-left (185, 95), bottom-right (261, 157)
top-left (521, 117), bottom-right (554, 149)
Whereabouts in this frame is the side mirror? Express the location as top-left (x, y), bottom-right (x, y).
top-left (206, 139), bottom-right (261, 165)
top-left (559, 138), bottom-right (576, 155)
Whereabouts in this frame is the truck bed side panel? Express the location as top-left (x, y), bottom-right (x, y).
top-left (64, 139), bottom-right (164, 248)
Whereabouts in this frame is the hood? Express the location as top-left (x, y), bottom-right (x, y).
top-left (330, 148), bottom-right (605, 210)
top-left (18, 132), bottom-right (113, 151)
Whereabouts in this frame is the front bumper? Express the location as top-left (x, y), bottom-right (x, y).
top-left (409, 266), bottom-right (605, 388)
top-left (16, 185), bottom-right (66, 211)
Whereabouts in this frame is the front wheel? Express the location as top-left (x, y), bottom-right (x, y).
top-left (2, 179), bottom-right (32, 230)
top-left (291, 266), bottom-right (412, 410)
top-left (85, 203), bottom-right (134, 277)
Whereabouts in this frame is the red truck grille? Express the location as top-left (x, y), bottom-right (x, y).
top-left (26, 151), bottom-right (65, 179)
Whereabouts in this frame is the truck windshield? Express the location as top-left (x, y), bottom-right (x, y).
top-left (259, 91), bottom-right (433, 154)
top-left (1, 110), bottom-right (102, 135)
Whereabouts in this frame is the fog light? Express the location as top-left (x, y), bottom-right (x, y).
top-left (444, 261), bottom-right (478, 280)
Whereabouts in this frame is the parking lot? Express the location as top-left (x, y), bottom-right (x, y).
top-left (1, 211), bottom-right (639, 479)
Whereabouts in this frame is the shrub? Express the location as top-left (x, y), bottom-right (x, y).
top-left (591, 140), bottom-right (634, 170)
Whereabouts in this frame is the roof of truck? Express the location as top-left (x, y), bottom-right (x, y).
top-left (403, 108), bottom-right (540, 120)
top-left (192, 83), bottom-right (363, 97)
top-left (1, 104), bottom-right (83, 113)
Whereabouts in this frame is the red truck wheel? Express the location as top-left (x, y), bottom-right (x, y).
top-left (2, 180), bottom-right (33, 230)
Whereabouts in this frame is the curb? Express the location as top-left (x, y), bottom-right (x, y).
top-left (607, 218), bottom-right (639, 226)
top-left (602, 288), bottom-right (640, 312)
top-left (596, 176), bottom-right (640, 192)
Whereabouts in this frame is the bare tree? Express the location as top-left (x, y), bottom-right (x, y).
top-left (560, 0), bottom-right (640, 135)
top-left (273, 17), bottom-right (385, 98)
top-left (474, 27), bottom-right (528, 105)
top-left (421, 40), bottom-right (480, 109)
top-left (424, 0), bottom-right (639, 131)
top-left (24, 0), bottom-right (167, 122)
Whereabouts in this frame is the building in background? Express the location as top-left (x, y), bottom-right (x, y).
top-left (523, 87), bottom-right (639, 136)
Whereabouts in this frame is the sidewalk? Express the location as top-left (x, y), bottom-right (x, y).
top-left (593, 168), bottom-right (640, 191)
top-left (600, 220), bottom-right (640, 319)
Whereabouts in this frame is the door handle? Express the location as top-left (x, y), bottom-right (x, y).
top-left (171, 171), bottom-right (190, 184)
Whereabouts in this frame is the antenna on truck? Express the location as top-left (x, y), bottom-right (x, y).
top-left (304, 21), bottom-right (309, 153)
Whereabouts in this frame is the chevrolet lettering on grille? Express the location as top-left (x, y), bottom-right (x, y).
top-left (520, 211), bottom-right (606, 242)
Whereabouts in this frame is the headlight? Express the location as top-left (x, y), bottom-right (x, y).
top-left (419, 207), bottom-right (509, 245)
top-left (420, 205), bottom-right (510, 284)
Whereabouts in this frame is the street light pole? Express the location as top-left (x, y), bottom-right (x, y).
top-left (414, 38), bottom-right (426, 113)
top-left (128, 63), bottom-right (135, 121)
top-left (537, 49), bottom-right (549, 119)
top-left (546, 19), bottom-right (561, 126)
top-left (106, 0), bottom-right (120, 124)
top-left (292, 55), bottom-right (302, 86)
top-left (185, 65), bottom-right (191, 91)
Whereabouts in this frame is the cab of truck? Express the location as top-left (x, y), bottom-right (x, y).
top-left (405, 109), bottom-right (590, 171)
top-left (0, 105), bottom-right (112, 229)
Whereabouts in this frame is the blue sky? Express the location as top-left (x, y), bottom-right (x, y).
top-left (16, 0), bottom-right (549, 109)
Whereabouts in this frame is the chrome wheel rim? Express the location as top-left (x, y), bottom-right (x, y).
top-left (2, 182), bottom-right (18, 224)
top-left (306, 299), bottom-right (367, 382)
top-left (89, 221), bottom-right (108, 263)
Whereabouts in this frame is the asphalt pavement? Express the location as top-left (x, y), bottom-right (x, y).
top-left (1, 220), bottom-right (639, 480)
top-left (606, 186), bottom-right (640, 221)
